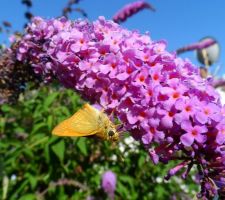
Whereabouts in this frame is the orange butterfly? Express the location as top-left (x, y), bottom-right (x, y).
top-left (52, 103), bottom-right (119, 142)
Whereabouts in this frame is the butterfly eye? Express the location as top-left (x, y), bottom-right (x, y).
top-left (108, 130), bottom-right (115, 137)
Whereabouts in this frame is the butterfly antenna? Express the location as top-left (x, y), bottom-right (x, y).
top-left (99, 104), bottom-right (114, 118)
top-left (116, 124), bottom-right (125, 133)
top-left (115, 124), bottom-right (122, 128)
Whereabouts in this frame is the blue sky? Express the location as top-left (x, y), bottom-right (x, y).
top-left (0, 0), bottom-right (225, 75)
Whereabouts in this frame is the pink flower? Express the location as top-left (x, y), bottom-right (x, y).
top-left (181, 120), bottom-right (207, 146)
top-left (216, 122), bottom-right (225, 145)
top-left (157, 107), bottom-right (176, 129)
top-left (175, 97), bottom-right (198, 123)
top-left (101, 171), bottom-right (117, 200)
top-left (195, 102), bottom-right (221, 124)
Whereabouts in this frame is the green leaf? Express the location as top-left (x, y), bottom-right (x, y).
top-left (22, 148), bottom-right (34, 158)
top-left (31, 123), bottom-right (47, 134)
top-left (44, 144), bottom-right (50, 163)
top-left (51, 140), bottom-right (65, 162)
top-left (27, 135), bottom-right (48, 149)
top-left (1, 104), bottom-right (11, 112)
top-left (138, 156), bottom-right (145, 168)
top-left (18, 194), bottom-right (36, 200)
top-left (33, 104), bottom-right (43, 118)
top-left (76, 138), bottom-right (87, 156)
top-left (25, 173), bottom-right (37, 189)
top-left (47, 115), bottom-right (53, 130)
top-left (48, 135), bottom-right (59, 144)
top-left (10, 180), bottom-right (29, 199)
top-left (0, 117), bottom-right (6, 132)
top-left (119, 175), bottom-right (134, 191)
top-left (117, 181), bottom-right (130, 198)
top-left (60, 106), bottom-right (70, 117)
top-left (43, 92), bottom-right (58, 108)
top-left (155, 185), bottom-right (167, 199)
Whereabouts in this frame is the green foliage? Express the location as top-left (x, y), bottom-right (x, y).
top-left (0, 85), bottom-right (198, 199)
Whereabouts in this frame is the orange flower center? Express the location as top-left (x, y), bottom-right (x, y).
top-left (79, 39), bottom-right (84, 44)
top-left (168, 112), bottom-right (175, 117)
top-left (185, 105), bottom-right (191, 112)
top-left (148, 90), bottom-right (153, 96)
top-left (221, 129), bottom-right (225, 135)
top-left (150, 127), bottom-right (156, 134)
top-left (204, 109), bottom-right (210, 115)
top-left (113, 40), bottom-right (117, 45)
top-left (111, 63), bottom-right (116, 69)
top-left (153, 74), bottom-right (159, 81)
top-left (139, 75), bottom-right (145, 82)
top-left (191, 129), bottom-right (198, 136)
top-left (150, 62), bottom-right (156, 67)
top-left (127, 68), bottom-right (132, 74)
top-left (172, 92), bottom-right (180, 99)
top-left (144, 55), bottom-right (149, 61)
top-left (139, 111), bottom-right (146, 118)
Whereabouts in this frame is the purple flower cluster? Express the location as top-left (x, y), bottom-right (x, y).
top-left (113, 0), bottom-right (155, 24)
top-left (101, 171), bottom-right (117, 200)
top-left (16, 16), bottom-right (225, 198)
top-left (176, 38), bottom-right (217, 55)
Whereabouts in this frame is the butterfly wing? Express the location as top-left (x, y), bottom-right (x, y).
top-left (52, 104), bottom-right (101, 137)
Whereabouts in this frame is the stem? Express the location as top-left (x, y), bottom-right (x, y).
top-left (2, 176), bottom-right (9, 200)
top-left (38, 178), bottom-right (89, 197)
top-left (27, 136), bottom-right (49, 149)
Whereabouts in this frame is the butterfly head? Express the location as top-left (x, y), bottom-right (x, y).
top-left (107, 128), bottom-right (119, 142)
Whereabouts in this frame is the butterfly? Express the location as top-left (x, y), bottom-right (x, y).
top-left (52, 103), bottom-right (120, 142)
